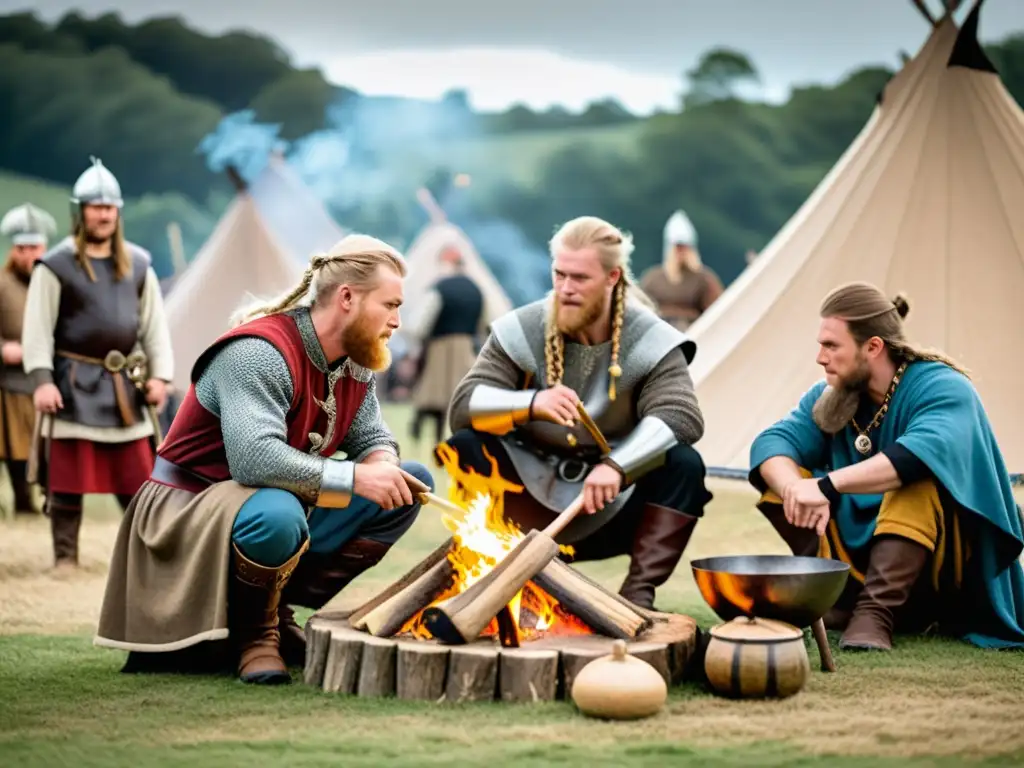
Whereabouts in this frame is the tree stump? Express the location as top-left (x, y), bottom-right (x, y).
top-left (396, 643), bottom-right (450, 701)
top-left (304, 607), bottom-right (699, 702)
top-left (499, 649), bottom-right (559, 703)
top-left (444, 646), bottom-right (500, 703)
top-left (356, 635), bottom-right (397, 698)
top-left (322, 628), bottom-right (366, 694)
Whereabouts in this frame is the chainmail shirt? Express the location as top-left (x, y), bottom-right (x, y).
top-left (194, 308), bottom-right (399, 503)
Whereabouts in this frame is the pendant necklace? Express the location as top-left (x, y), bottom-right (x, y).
top-left (850, 361), bottom-right (907, 456)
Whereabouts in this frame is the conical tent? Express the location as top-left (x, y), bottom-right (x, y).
top-left (163, 194), bottom-right (304, 393)
top-left (248, 152), bottom-right (348, 265)
top-left (686, 0), bottom-right (1024, 475)
top-left (399, 220), bottom-right (513, 346)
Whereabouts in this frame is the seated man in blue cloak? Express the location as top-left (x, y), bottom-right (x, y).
top-left (749, 281), bottom-right (1024, 651)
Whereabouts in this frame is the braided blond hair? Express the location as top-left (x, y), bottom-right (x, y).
top-left (546, 216), bottom-right (650, 400)
top-left (230, 234), bottom-right (407, 327)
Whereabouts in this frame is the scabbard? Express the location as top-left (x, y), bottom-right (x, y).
top-left (147, 403), bottom-right (163, 450)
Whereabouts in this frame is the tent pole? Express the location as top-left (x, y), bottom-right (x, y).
top-left (910, 0), bottom-right (938, 26)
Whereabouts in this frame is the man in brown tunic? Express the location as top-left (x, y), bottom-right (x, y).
top-left (639, 210), bottom-right (724, 331)
top-left (0, 203), bottom-right (57, 515)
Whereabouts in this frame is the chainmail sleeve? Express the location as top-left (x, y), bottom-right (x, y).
top-left (635, 346), bottom-right (705, 445)
top-left (194, 337), bottom-right (334, 504)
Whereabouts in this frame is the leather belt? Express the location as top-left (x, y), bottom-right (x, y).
top-left (151, 456), bottom-right (213, 495)
top-left (57, 349), bottom-right (146, 427)
top-left (509, 434), bottom-right (601, 484)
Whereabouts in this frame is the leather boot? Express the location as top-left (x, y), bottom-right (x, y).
top-left (9, 461), bottom-right (37, 516)
top-left (49, 496), bottom-right (82, 568)
top-left (760, 501), bottom-right (854, 627)
top-left (277, 538), bottom-right (393, 667)
top-left (839, 536), bottom-right (929, 651)
top-left (230, 539), bottom-right (308, 684)
top-left (618, 504), bottom-right (698, 610)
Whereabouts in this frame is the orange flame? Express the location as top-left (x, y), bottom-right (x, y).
top-left (398, 443), bottom-right (591, 642)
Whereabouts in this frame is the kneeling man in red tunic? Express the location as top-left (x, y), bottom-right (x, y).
top-left (22, 157), bottom-right (172, 569)
top-left (95, 235), bottom-right (434, 685)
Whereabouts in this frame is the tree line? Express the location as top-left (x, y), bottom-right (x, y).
top-left (0, 11), bottom-right (1022, 290)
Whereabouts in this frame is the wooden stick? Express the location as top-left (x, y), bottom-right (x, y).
top-left (811, 618), bottom-right (836, 673)
top-left (347, 536), bottom-right (454, 629)
top-left (495, 604), bottom-right (522, 648)
top-left (575, 402), bottom-right (611, 455)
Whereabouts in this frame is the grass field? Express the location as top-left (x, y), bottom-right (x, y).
top-left (1, 404), bottom-right (1023, 767)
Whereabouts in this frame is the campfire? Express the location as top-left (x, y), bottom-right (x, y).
top-left (302, 445), bottom-right (698, 703)
top-left (398, 444), bottom-right (594, 645)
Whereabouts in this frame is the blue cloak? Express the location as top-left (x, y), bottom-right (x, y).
top-left (749, 361), bottom-right (1024, 649)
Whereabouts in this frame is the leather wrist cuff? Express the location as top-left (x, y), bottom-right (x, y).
top-left (817, 475), bottom-right (841, 507)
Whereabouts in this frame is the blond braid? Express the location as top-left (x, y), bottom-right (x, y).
top-left (544, 297), bottom-right (565, 386)
top-left (229, 234), bottom-right (406, 327)
top-left (608, 278), bottom-right (626, 400)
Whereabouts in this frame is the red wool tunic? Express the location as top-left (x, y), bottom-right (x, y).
top-left (156, 313), bottom-right (369, 487)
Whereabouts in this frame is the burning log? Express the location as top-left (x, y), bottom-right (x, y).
top-left (421, 492), bottom-right (587, 644)
top-left (422, 528), bottom-right (563, 644)
top-left (348, 537), bottom-right (456, 636)
top-left (532, 559), bottom-right (650, 640)
top-left (499, 649), bottom-right (559, 703)
top-left (396, 643), bottom-right (450, 701)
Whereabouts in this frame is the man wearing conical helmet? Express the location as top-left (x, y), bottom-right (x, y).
top-left (21, 157), bottom-right (173, 570)
top-left (639, 210), bottom-right (723, 331)
top-left (441, 215), bottom-right (713, 610)
top-left (0, 203), bottom-right (57, 515)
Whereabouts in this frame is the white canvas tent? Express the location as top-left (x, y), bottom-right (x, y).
top-left (163, 192), bottom-right (304, 394)
top-left (248, 152), bottom-right (347, 266)
top-left (686, 0), bottom-right (1024, 475)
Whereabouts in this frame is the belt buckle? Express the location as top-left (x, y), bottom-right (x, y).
top-left (103, 350), bottom-right (127, 373)
top-left (557, 458), bottom-right (589, 483)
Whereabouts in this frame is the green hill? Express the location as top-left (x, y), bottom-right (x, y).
top-left (394, 122), bottom-right (646, 192)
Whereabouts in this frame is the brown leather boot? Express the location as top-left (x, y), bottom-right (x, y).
top-left (618, 504), bottom-right (698, 610)
top-left (230, 539), bottom-right (308, 684)
top-left (10, 461), bottom-right (38, 516)
top-left (839, 536), bottom-right (929, 651)
top-left (277, 538), bottom-right (393, 666)
top-left (49, 495), bottom-right (82, 568)
top-left (758, 501), bottom-right (819, 557)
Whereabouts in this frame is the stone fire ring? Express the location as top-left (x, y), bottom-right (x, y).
top-left (303, 609), bottom-right (699, 703)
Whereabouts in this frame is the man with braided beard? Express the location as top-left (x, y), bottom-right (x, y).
top-left (96, 235), bottom-right (434, 685)
top-left (443, 216), bottom-right (712, 610)
top-left (751, 281), bottom-right (1024, 651)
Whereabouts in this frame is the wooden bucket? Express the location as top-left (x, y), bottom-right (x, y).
top-left (704, 617), bottom-right (809, 699)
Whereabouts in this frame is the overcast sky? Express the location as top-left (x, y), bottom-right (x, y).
top-left (6, 0), bottom-right (1024, 112)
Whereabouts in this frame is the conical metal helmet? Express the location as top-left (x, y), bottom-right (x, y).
top-left (663, 210), bottom-right (697, 248)
top-left (0, 203), bottom-right (57, 246)
top-left (71, 156), bottom-right (123, 209)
